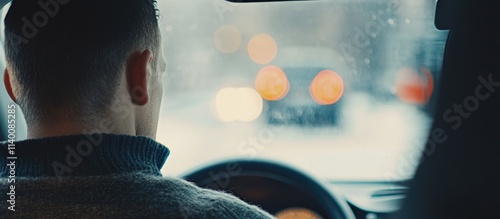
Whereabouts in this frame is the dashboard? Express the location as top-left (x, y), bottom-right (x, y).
top-left (181, 159), bottom-right (406, 219)
top-left (214, 175), bottom-right (326, 218)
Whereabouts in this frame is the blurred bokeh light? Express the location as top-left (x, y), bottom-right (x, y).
top-left (255, 65), bottom-right (290, 101)
top-left (214, 25), bottom-right (242, 53)
top-left (248, 34), bottom-right (278, 64)
top-left (215, 87), bottom-right (263, 122)
top-left (310, 70), bottom-right (345, 105)
top-left (396, 67), bottom-right (434, 105)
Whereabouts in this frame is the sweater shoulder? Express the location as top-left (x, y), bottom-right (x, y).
top-left (0, 172), bottom-right (274, 218)
top-left (138, 174), bottom-right (274, 219)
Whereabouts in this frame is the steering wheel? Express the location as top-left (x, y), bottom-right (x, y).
top-left (181, 159), bottom-right (355, 219)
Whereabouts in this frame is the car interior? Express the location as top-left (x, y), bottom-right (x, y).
top-left (0, 0), bottom-right (499, 218)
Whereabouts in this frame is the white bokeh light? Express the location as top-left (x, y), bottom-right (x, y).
top-left (215, 87), bottom-right (263, 122)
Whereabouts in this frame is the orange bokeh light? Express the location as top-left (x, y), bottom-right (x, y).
top-left (248, 34), bottom-right (278, 65)
top-left (396, 67), bottom-right (434, 105)
top-left (255, 66), bottom-right (290, 101)
top-left (310, 70), bottom-right (345, 105)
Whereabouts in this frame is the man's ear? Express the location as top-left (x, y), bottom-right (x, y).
top-left (126, 49), bottom-right (153, 106)
top-left (4, 68), bottom-right (17, 103)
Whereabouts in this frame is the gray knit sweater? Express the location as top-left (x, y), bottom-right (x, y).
top-left (0, 134), bottom-right (274, 219)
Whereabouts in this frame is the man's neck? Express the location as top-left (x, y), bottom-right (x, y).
top-left (27, 119), bottom-right (135, 139)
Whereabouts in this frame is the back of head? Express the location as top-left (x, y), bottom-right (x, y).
top-left (4, 0), bottom-right (160, 126)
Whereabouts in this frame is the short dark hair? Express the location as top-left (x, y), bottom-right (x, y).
top-left (4, 0), bottom-right (160, 125)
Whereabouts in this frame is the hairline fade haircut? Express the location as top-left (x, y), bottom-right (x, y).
top-left (3, 0), bottom-right (160, 126)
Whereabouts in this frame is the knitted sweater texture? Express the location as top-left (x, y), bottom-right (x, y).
top-left (0, 134), bottom-right (273, 219)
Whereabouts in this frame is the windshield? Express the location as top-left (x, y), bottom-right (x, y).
top-left (0, 0), bottom-right (448, 182)
top-left (156, 0), bottom-right (447, 181)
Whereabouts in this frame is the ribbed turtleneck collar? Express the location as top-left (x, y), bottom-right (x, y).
top-left (0, 134), bottom-right (170, 178)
